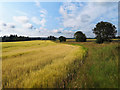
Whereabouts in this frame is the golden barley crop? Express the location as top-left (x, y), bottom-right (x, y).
top-left (2, 40), bottom-right (87, 88)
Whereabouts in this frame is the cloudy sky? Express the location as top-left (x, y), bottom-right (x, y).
top-left (0, 0), bottom-right (119, 38)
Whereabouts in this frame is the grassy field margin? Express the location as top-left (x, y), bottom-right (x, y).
top-left (61, 41), bottom-right (119, 88)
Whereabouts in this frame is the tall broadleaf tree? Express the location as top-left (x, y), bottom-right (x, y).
top-left (93, 21), bottom-right (117, 43)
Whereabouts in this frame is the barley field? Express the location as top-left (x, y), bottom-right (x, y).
top-left (66, 39), bottom-right (119, 42)
top-left (2, 40), bottom-right (87, 88)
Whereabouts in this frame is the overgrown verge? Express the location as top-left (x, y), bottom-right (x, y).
top-left (66, 42), bottom-right (119, 88)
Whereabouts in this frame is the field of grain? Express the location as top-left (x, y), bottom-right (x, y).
top-left (2, 40), bottom-right (87, 88)
top-left (66, 39), bottom-right (119, 42)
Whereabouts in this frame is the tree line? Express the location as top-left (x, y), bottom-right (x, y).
top-left (1, 35), bottom-right (44, 42)
top-left (1, 35), bottom-right (30, 42)
top-left (1, 21), bottom-right (119, 43)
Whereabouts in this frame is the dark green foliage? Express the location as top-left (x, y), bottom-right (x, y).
top-left (74, 31), bottom-right (86, 42)
top-left (2, 35), bottom-right (30, 42)
top-left (47, 36), bottom-right (56, 41)
top-left (96, 36), bottom-right (104, 44)
top-left (1, 35), bottom-right (42, 42)
top-left (93, 21), bottom-right (117, 43)
top-left (59, 36), bottom-right (66, 42)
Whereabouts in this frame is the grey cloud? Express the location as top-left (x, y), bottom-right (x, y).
top-left (9, 25), bottom-right (15, 28)
top-left (0, 22), bottom-right (16, 28)
top-left (57, 31), bottom-right (62, 34)
top-left (3, 23), bottom-right (7, 27)
top-left (0, 22), bottom-right (7, 27)
top-left (22, 23), bottom-right (33, 29)
top-left (27, 25), bottom-right (33, 29)
top-left (13, 16), bottom-right (29, 24)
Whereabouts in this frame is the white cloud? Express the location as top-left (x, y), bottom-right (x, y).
top-left (60, 0), bottom-right (119, 2)
top-left (52, 29), bottom-right (61, 33)
top-left (65, 3), bottom-right (77, 11)
top-left (0, 21), bottom-right (17, 36)
top-left (39, 27), bottom-right (47, 31)
top-left (59, 6), bottom-right (68, 19)
top-left (40, 9), bottom-right (47, 15)
top-left (13, 16), bottom-right (29, 23)
top-left (31, 17), bottom-right (41, 25)
top-left (87, 0), bottom-right (119, 2)
top-left (51, 28), bottom-right (75, 38)
top-left (35, 0), bottom-right (40, 7)
top-left (59, 2), bottom-right (118, 37)
top-left (22, 23), bottom-right (33, 29)
top-left (0, 21), bottom-right (16, 29)
top-left (31, 17), bottom-right (46, 27)
top-left (40, 18), bottom-right (46, 27)
top-left (31, 2), bottom-right (47, 28)
top-left (1, 2), bottom-right (118, 38)
top-left (52, 28), bottom-right (64, 33)
top-left (1, 3), bottom-right (49, 37)
top-left (0, 20), bottom-right (41, 37)
top-left (7, 23), bottom-right (16, 28)
top-left (0, 21), bottom-right (7, 27)
top-left (40, 14), bottom-right (45, 17)
top-left (33, 1), bottom-right (48, 29)
top-left (0, 23), bottom-right (41, 37)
